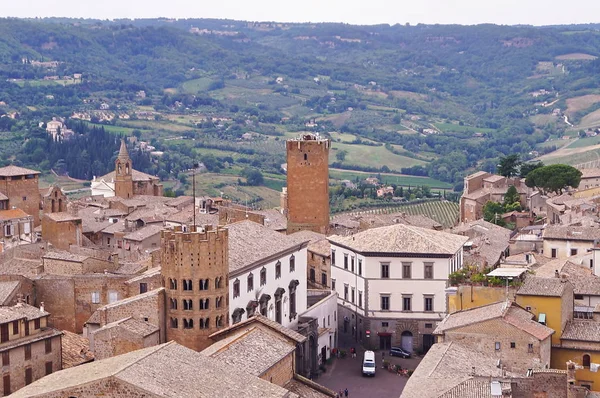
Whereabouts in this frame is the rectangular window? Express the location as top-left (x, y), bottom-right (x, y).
top-left (424, 297), bottom-right (433, 312)
top-left (11, 321), bottom-right (17, 335)
top-left (331, 250), bottom-right (336, 265)
top-left (25, 367), bottom-right (32, 385)
top-left (358, 291), bottom-right (363, 308)
top-left (358, 259), bottom-right (362, 276)
top-left (424, 263), bottom-right (434, 279)
top-left (510, 342), bottom-right (516, 349)
top-left (108, 291), bottom-right (118, 304)
top-left (34, 318), bottom-right (40, 330)
top-left (1, 352), bottom-right (8, 366)
top-left (381, 295), bottom-right (390, 311)
top-left (321, 272), bottom-right (327, 286)
top-left (233, 281), bottom-right (240, 298)
top-left (24, 344), bottom-right (31, 360)
top-left (403, 296), bottom-right (412, 311)
top-left (495, 342), bottom-right (501, 351)
top-left (381, 263), bottom-right (390, 279)
top-left (3, 374), bottom-right (9, 396)
top-left (139, 283), bottom-right (148, 294)
top-left (351, 287), bottom-right (355, 304)
top-left (331, 279), bottom-right (336, 290)
top-left (382, 322), bottom-right (389, 327)
top-left (45, 361), bottom-right (52, 376)
top-left (344, 254), bottom-right (348, 270)
top-left (425, 323), bottom-right (433, 329)
top-left (571, 248), bottom-right (578, 256)
top-left (91, 292), bottom-right (100, 304)
top-left (551, 249), bottom-right (557, 258)
top-left (575, 294), bottom-right (584, 300)
top-left (344, 285), bottom-right (348, 301)
top-left (402, 262), bottom-right (412, 279)
top-left (528, 343), bottom-right (534, 353)
top-left (351, 257), bottom-right (355, 273)
top-left (275, 262), bottom-right (281, 279)
top-left (45, 339), bottom-right (52, 354)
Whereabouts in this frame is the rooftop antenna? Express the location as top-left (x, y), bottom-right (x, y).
top-left (192, 163), bottom-right (199, 230)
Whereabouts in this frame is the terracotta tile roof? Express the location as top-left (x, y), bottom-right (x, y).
top-left (535, 260), bottom-right (600, 296)
top-left (561, 320), bottom-right (600, 342)
top-left (543, 225), bottom-right (600, 241)
top-left (99, 168), bottom-right (159, 182)
top-left (96, 317), bottom-right (159, 337)
top-left (517, 276), bottom-right (570, 297)
top-left (44, 212), bottom-right (81, 222)
top-left (61, 330), bottom-right (94, 369)
top-left (402, 342), bottom-right (518, 398)
top-left (125, 267), bottom-right (160, 284)
top-left (0, 302), bottom-right (48, 324)
top-left (434, 301), bottom-right (553, 341)
top-left (289, 230), bottom-right (330, 257)
top-left (580, 168), bottom-right (600, 179)
top-left (11, 342), bottom-right (297, 398)
top-left (209, 314), bottom-right (307, 343)
top-left (226, 220), bottom-right (307, 274)
top-left (123, 224), bottom-right (164, 242)
top-left (253, 209), bottom-right (287, 231)
top-left (0, 281), bottom-right (19, 305)
top-left (43, 250), bottom-right (88, 263)
top-left (438, 379), bottom-right (512, 398)
top-left (0, 165), bottom-right (40, 176)
top-left (202, 326), bottom-right (295, 376)
top-left (284, 375), bottom-right (337, 398)
top-left (0, 208), bottom-right (31, 221)
top-left (329, 223), bottom-right (468, 255)
top-left (100, 288), bottom-right (164, 311)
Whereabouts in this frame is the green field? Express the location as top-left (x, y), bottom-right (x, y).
top-left (331, 142), bottom-right (425, 169)
top-left (330, 169), bottom-right (452, 189)
top-left (434, 122), bottom-right (495, 134)
top-left (85, 122), bottom-right (136, 135)
top-left (181, 77), bottom-right (214, 93)
top-left (567, 136), bottom-right (600, 148)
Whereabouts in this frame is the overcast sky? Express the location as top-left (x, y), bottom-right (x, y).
top-left (5, 0), bottom-right (600, 26)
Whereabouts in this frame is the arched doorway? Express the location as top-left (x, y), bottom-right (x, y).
top-left (309, 335), bottom-right (317, 376)
top-left (401, 331), bottom-right (413, 352)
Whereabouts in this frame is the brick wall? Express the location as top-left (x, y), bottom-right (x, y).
top-left (260, 353), bottom-right (294, 387)
top-left (126, 273), bottom-right (162, 297)
top-left (286, 137), bottom-right (330, 235)
top-left (0, 174), bottom-right (42, 226)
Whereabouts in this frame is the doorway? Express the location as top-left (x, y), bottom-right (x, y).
top-left (379, 334), bottom-right (391, 350)
top-left (321, 346), bottom-right (327, 365)
top-left (401, 331), bottom-right (413, 352)
top-left (422, 334), bottom-right (434, 353)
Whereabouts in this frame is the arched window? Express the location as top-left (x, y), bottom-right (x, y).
top-left (199, 298), bottom-right (209, 310)
top-left (183, 280), bottom-right (193, 291)
top-left (304, 153), bottom-right (307, 161)
top-left (215, 277), bottom-right (222, 289)
top-left (275, 261), bottom-right (281, 279)
top-left (215, 296), bottom-right (222, 309)
top-left (170, 318), bottom-right (178, 328)
top-left (247, 273), bottom-right (254, 292)
top-left (584, 354), bottom-right (591, 368)
top-left (183, 319), bottom-right (194, 329)
top-left (200, 279), bottom-right (209, 291)
top-left (310, 268), bottom-right (316, 282)
top-left (169, 279), bottom-right (177, 290)
top-left (260, 268), bottom-right (267, 286)
top-left (290, 255), bottom-right (296, 272)
top-left (183, 299), bottom-right (192, 311)
top-left (216, 315), bottom-right (223, 328)
top-left (170, 298), bottom-right (177, 310)
top-left (233, 280), bottom-right (240, 298)
top-left (204, 318), bottom-right (210, 329)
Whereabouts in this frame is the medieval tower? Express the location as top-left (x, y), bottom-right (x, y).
top-left (160, 225), bottom-right (229, 352)
top-left (286, 133), bottom-right (330, 234)
top-left (114, 140), bottom-right (134, 199)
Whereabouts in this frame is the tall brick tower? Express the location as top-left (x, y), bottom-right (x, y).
top-left (114, 140), bottom-right (134, 199)
top-left (286, 133), bottom-right (330, 234)
top-left (160, 226), bottom-right (229, 352)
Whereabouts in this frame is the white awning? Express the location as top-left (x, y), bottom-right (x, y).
top-left (487, 268), bottom-right (527, 278)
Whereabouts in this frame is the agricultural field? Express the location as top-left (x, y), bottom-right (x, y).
top-left (329, 169), bottom-right (452, 189)
top-left (577, 108), bottom-right (600, 130)
top-left (336, 199), bottom-right (459, 228)
top-left (181, 77), bottom-right (215, 93)
top-left (433, 122), bottom-right (495, 134)
top-left (555, 53), bottom-right (598, 60)
top-left (330, 142), bottom-right (425, 170)
top-left (566, 94), bottom-right (600, 114)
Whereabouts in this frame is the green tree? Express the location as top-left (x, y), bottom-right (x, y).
top-left (497, 154), bottom-right (521, 177)
top-left (335, 150), bottom-right (348, 162)
top-left (525, 164), bottom-right (582, 195)
top-left (482, 201), bottom-right (505, 226)
top-left (503, 185), bottom-right (520, 209)
top-left (519, 161), bottom-right (544, 178)
top-left (244, 169), bottom-right (264, 186)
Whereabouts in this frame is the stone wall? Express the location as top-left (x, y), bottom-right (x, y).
top-left (41, 216), bottom-right (82, 251)
top-left (218, 207), bottom-right (265, 226)
top-left (260, 353), bottom-right (294, 387)
top-left (93, 324), bottom-right (158, 361)
top-left (126, 272), bottom-right (162, 297)
top-left (307, 250), bottom-right (330, 289)
top-left (2, 334), bottom-right (62, 396)
top-left (286, 137), bottom-right (330, 235)
top-left (0, 275), bottom-right (34, 305)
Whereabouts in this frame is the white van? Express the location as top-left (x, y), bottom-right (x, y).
top-left (362, 350), bottom-right (376, 376)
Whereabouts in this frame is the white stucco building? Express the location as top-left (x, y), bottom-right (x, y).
top-left (226, 221), bottom-right (309, 328)
top-left (329, 223), bottom-right (468, 353)
top-left (299, 289), bottom-right (338, 362)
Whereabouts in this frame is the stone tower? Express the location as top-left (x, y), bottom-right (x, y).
top-left (114, 140), bottom-right (134, 199)
top-left (160, 226), bottom-right (229, 352)
top-left (286, 133), bottom-right (330, 234)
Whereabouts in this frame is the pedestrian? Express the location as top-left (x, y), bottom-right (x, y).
top-left (339, 390), bottom-right (343, 398)
top-left (344, 388), bottom-right (349, 397)
top-left (382, 351), bottom-right (385, 360)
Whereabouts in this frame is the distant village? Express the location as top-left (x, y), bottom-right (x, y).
top-left (0, 125), bottom-right (599, 397)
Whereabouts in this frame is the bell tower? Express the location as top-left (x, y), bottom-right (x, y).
top-left (114, 139), bottom-right (134, 199)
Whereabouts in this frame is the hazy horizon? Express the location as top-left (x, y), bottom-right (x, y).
top-left (4, 0), bottom-right (600, 27)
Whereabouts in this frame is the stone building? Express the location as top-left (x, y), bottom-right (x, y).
top-left (11, 342), bottom-right (313, 398)
top-left (459, 171), bottom-right (529, 223)
top-left (161, 226), bottom-right (229, 352)
top-left (289, 230), bottom-right (331, 289)
top-left (329, 223), bottom-right (468, 353)
top-left (433, 301), bottom-right (554, 372)
top-left (40, 186), bottom-right (67, 214)
top-left (0, 209), bottom-right (35, 250)
top-left (0, 165), bottom-right (42, 226)
top-left (40, 213), bottom-right (83, 251)
top-left (0, 302), bottom-right (63, 397)
top-left (286, 134), bottom-right (330, 235)
top-left (91, 317), bottom-right (160, 360)
top-left (93, 140), bottom-right (163, 199)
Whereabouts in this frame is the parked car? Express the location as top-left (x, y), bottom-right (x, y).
top-left (389, 347), bottom-right (411, 358)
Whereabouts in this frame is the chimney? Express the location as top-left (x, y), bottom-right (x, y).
top-left (555, 270), bottom-right (560, 278)
top-left (40, 302), bottom-right (45, 312)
